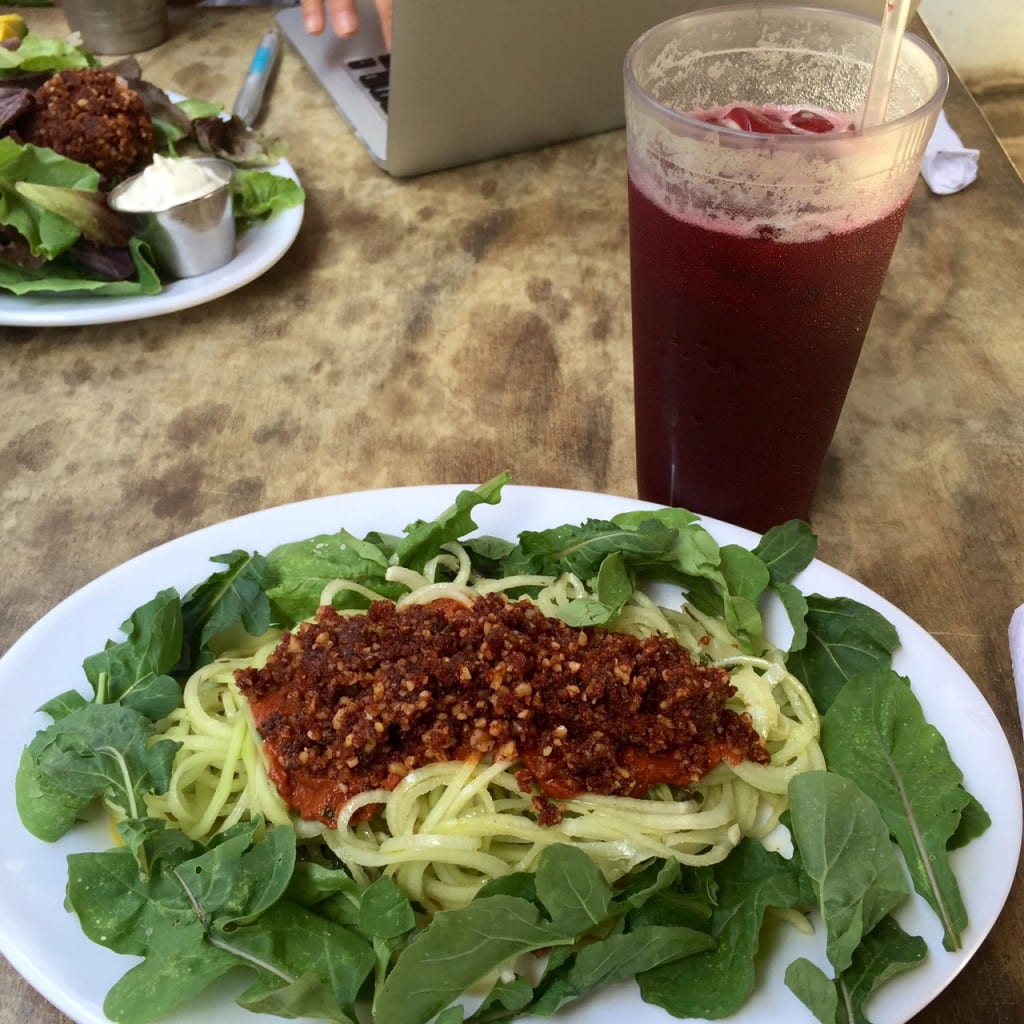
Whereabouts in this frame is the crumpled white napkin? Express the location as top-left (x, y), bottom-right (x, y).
top-left (1009, 605), bottom-right (1024, 737)
top-left (920, 110), bottom-right (980, 195)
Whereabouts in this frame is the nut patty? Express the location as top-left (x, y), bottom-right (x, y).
top-left (18, 68), bottom-right (155, 183)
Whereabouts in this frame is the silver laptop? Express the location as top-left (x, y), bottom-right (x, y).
top-left (276, 0), bottom-right (711, 177)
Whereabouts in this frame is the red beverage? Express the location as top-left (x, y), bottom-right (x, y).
top-left (628, 104), bottom-right (911, 532)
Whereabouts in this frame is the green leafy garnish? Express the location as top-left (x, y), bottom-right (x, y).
top-left (0, 30), bottom-right (95, 73)
top-left (786, 596), bottom-right (901, 712)
top-left (785, 916), bottom-right (928, 1024)
top-left (0, 139), bottom-right (100, 259)
top-left (16, 704), bottom-right (179, 841)
top-left (233, 168), bottom-right (307, 227)
top-left (789, 772), bottom-right (910, 974)
top-left (821, 669), bottom-right (986, 950)
top-left (638, 839), bottom-right (814, 1018)
top-left (68, 820), bottom-right (375, 1024)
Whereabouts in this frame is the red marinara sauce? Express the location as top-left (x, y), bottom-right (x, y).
top-left (235, 593), bottom-right (769, 827)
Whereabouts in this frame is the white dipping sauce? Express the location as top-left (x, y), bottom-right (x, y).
top-left (113, 155), bottom-right (228, 212)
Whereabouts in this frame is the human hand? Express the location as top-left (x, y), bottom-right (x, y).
top-left (300, 0), bottom-right (393, 48)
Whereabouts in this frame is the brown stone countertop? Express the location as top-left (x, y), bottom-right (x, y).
top-left (1, 7), bottom-right (1022, 1024)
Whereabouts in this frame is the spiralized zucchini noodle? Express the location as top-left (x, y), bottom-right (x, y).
top-left (146, 542), bottom-right (824, 912)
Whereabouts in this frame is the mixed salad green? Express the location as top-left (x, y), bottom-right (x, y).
top-left (0, 29), bottom-right (304, 296)
top-left (16, 472), bottom-right (989, 1024)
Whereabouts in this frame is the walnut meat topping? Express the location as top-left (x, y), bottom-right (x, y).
top-left (236, 594), bottom-right (769, 827)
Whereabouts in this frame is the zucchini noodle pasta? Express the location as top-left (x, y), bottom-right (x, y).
top-left (145, 638), bottom-right (292, 836)
top-left (146, 542), bottom-right (824, 912)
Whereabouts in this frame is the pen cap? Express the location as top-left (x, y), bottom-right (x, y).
top-left (233, 29), bottom-right (280, 126)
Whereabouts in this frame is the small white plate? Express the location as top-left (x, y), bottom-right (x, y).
top-left (0, 485), bottom-right (1020, 1024)
top-left (0, 155), bottom-right (303, 328)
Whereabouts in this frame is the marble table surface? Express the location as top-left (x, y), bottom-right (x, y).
top-left (1, 6), bottom-right (1021, 1024)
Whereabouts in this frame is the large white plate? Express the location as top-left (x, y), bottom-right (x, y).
top-left (0, 485), bottom-right (1020, 1024)
top-left (0, 155), bottom-right (303, 328)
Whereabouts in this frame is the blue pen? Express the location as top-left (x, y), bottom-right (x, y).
top-left (232, 28), bottom-right (280, 128)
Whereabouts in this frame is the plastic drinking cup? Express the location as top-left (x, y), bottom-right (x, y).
top-left (625, 3), bottom-right (947, 532)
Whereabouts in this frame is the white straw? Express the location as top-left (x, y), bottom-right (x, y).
top-left (860, 0), bottom-right (914, 129)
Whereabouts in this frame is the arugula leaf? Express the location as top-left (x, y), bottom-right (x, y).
top-left (265, 529), bottom-right (399, 625)
top-left (461, 533), bottom-right (518, 575)
top-left (67, 822), bottom-right (375, 1024)
top-left (265, 475), bottom-right (511, 624)
top-left (507, 516), bottom-right (691, 581)
top-left (949, 792), bottom-right (992, 850)
top-left (117, 815), bottom-right (199, 871)
top-left (504, 507), bottom-right (726, 605)
top-left (786, 958), bottom-right (839, 1024)
top-left (637, 838), bottom-right (813, 1018)
top-left (785, 596), bottom-right (900, 712)
top-left (375, 844), bottom-right (711, 1024)
top-left (14, 748), bottom-right (87, 842)
top-left (773, 579), bottom-right (811, 651)
top-left (753, 520), bottom-right (817, 650)
top-left (287, 860), bottom-right (366, 926)
top-left (788, 772), bottom-right (911, 974)
top-left (609, 506), bottom-right (712, 571)
top-left (177, 550), bottom-right (275, 672)
top-left (36, 688), bottom-right (88, 722)
top-left (754, 519), bottom-right (818, 584)
top-left (226, 901), bottom-right (372, 1021)
top-left (683, 542), bottom-right (769, 646)
top-left (16, 703), bottom-right (179, 840)
top-left (373, 846), bottom-right (609, 1024)
top-left (372, 893), bottom-right (570, 1024)
top-left (785, 915), bottom-right (927, 1024)
top-left (239, 970), bottom-right (361, 1024)
top-left (528, 924), bottom-right (713, 1017)
top-left (358, 876), bottom-right (417, 940)
top-left (470, 973), bottom-right (535, 1021)
top-left (500, 506), bottom-right (772, 648)
top-left (534, 835), bottom-right (613, 933)
top-left (83, 588), bottom-right (183, 718)
top-left (16, 589), bottom-right (185, 841)
top-left (395, 471), bottom-right (510, 571)
top-left (822, 670), bottom-right (980, 950)
top-left (555, 548), bottom-right (635, 627)
top-left (614, 855), bottom-right (691, 915)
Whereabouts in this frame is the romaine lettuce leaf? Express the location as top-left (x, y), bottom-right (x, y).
top-left (0, 138), bottom-right (99, 257)
top-left (232, 167), bottom-right (306, 227)
top-left (0, 30), bottom-right (95, 74)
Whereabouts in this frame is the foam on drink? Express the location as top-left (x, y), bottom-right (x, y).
top-left (626, 97), bottom-right (919, 244)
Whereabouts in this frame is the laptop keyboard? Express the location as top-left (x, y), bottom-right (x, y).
top-left (347, 54), bottom-right (390, 113)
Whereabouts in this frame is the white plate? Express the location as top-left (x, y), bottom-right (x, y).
top-left (0, 485), bottom-right (1020, 1024)
top-left (0, 156), bottom-right (303, 328)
